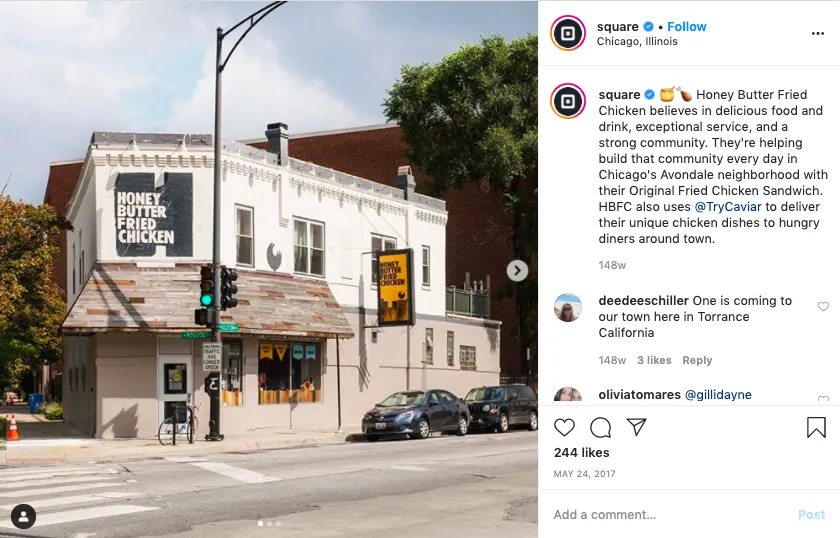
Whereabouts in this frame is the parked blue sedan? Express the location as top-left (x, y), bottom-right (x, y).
top-left (362, 390), bottom-right (470, 441)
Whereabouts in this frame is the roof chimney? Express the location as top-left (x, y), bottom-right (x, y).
top-left (395, 165), bottom-right (415, 201)
top-left (265, 122), bottom-right (289, 166)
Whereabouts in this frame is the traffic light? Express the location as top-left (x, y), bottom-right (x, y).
top-left (194, 308), bottom-right (208, 326)
top-left (199, 265), bottom-right (214, 307)
top-left (220, 266), bottom-right (238, 310)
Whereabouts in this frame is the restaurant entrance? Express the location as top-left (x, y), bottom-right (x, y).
top-left (157, 337), bottom-right (194, 424)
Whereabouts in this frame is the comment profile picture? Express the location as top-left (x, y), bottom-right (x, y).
top-left (550, 15), bottom-right (586, 51)
top-left (550, 84), bottom-right (586, 119)
top-left (555, 293), bottom-right (582, 322)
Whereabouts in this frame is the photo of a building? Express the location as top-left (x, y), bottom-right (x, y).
top-left (58, 128), bottom-right (501, 438)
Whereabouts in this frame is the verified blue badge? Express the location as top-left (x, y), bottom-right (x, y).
top-left (643, 21), bottom-right (654, 32)
top-left (644, 89), bottom-right (655, 100)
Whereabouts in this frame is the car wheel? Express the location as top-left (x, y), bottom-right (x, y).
top-left (497, 413), bottom-right (509, 433)
top-left (366, 435), bottom-right (380, 442)
top-left (413, 418), bottom-right (430, 439)
top-left (456, 415), bottom-right (468, 436)
top-left (528, 411), bottom-right (538, 431)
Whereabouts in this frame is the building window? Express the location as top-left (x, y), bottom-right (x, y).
top-left (79, 230), bottom-right (83, 286)
top-left (371, 234), bottom-right (397, 284)
top-left (235, 206), bottom-right (254, 266)
top-left (221, 340), bottom-right (244, 406)
top-left (447, 331), bottom-right (455, 367)
top-left (421, 246), bottom-right (431, 287)
top-left (72, 244), bottom-right (76, 294)
top-left (293, 218), bottom-right (325, 277)
top-left (460, 346), bottom-right (477, 371)
top-left (424, 328), bottom-right (434, 365)
top-left (257, 341), bottom-right (323, 404)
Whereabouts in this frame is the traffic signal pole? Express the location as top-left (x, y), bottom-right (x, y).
top-left (207, 2), bottom-right (286, 442)
top-left (206, 26), bottom-right (224, 442)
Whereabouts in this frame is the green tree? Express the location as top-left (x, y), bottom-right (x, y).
top-left (0, 195), bottom-right (71, 377)
top-left (383, 34), bottom-right (538, 373)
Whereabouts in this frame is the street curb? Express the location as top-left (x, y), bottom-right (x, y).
top-left (0, 433), bottom-right (367, 467)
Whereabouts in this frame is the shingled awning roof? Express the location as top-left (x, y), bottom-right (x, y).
top-left (62, 263), bottom-right (354, 339)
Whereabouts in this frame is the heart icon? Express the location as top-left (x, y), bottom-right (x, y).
top-left (818, 302), bottom-right (829, 311)
top-left (554, 418), bottom-right (575, 437)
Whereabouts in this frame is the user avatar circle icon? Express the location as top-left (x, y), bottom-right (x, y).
top-left (550, 84), bottom-right (586, 119)
top-left (11, 504), bottom-right (36, 530)
top-left (551, 15), bottom-right (586, 51)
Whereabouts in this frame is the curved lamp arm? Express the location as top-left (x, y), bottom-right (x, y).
top-left (218, 1), bottom-right (288, 73)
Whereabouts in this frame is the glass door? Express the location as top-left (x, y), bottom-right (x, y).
top-left (158, 357), bottom-right (192, 425)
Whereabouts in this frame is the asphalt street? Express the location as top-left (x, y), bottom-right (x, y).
top-left (1, 430), bottom-right (536, 537)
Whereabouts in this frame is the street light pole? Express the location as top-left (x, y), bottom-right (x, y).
top-left (207, 1), bottom-right (287, 442)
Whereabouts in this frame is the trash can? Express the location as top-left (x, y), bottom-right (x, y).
top-left (28, 394), bottom-right (44, 414)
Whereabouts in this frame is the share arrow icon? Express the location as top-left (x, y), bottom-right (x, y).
top-left (627, 418), bottom-right (647, 436)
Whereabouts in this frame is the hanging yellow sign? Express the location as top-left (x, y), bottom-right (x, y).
top-left (259, 343), bottom-right (274, 359)
top-left (274, 343), bottom-right (288, 360)
top-left (377, 249), bottom-right (415, 327)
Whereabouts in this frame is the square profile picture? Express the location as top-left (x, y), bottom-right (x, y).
top-left (555, 293), bottom-right (582, 322)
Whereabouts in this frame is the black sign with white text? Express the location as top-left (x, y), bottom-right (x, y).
top-left (114, 172), bottom-right (193, 257)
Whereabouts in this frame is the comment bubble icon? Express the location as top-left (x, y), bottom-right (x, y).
top-left (590, 417), bottom-right (612, 438)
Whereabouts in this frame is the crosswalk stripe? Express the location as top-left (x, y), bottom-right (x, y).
top-left (0, 469), bottom-right (105, 483)
top-left (0, 475), bottom-right (114, 489)
top-left (0, 492), bottom-right (141, 511)
top-left (185, 460), bottom-right (280, 484)
top-left (0, 482), bottom-right (117, 497)
top-left (0, 466), bottom-right (93, 477)
top-left (0, 504), bottom-right (159, 528)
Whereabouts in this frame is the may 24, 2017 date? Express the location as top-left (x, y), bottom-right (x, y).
top-left (554, 469), bottom-right (617, 479)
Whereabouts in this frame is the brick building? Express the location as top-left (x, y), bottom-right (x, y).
top-left (43, 123), bottom-right (529, 391)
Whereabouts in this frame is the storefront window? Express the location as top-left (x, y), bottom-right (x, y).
top-left (258, 340), bottom-right (323, 404)
top-left (222, 340), bottom-right (244, 406)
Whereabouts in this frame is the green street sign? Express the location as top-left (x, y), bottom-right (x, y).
top-left (181, 331), bottom-right (211, 339)
top-left (219, 324), bottom-right (240, 332)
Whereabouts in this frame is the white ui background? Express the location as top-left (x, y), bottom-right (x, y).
top-left (539, 1), bottom-right (840, 536)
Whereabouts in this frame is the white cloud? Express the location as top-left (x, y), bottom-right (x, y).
top-left (0, 1), bottom-right (534, 204)
top-left (0, 2), bottom-right (372, 203)
top-left (169, 35), bottom-right (379, 139)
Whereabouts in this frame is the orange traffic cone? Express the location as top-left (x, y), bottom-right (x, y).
top-left (7, 414), bottom-right (19, 441)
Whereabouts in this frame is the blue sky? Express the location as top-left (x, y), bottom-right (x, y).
top-left (0, 2), bottom-right (535, 204)
top-left (555, 294), bottom-right (581, 305)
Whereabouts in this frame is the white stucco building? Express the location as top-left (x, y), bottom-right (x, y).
top-left (60, 127), bottom-right (501, 438)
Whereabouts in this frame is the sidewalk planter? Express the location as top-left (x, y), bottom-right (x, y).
top-left (41, 402), bottom-right (64, 420)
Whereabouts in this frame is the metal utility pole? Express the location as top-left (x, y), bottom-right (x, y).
top-left (207, 1), bottom-right (287, 442)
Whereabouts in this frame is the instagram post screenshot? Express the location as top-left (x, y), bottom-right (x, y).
top-left (0, 1), bottom-right (539, 537)
top-left (540, 0), bottom-right (838, 536)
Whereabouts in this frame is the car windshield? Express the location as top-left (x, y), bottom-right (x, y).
top-left (465, 387), bottom-right (505, 401)
top-left (378, 391), bottom-right (426, 407)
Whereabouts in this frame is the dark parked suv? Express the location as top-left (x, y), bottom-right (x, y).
top-left (464, 384), bottom-right (538, 433)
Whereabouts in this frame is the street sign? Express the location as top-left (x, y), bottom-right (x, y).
top-left (219, 323), bottom-right (240, 332)
top-left (203, 342), bottom-right (222, 372)
top-left (181, 331), bottom-right (211, 339)
top-left (204, 374), bottom-right (219, 393)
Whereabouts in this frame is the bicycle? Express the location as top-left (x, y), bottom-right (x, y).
top-left (158, 396), bottom-right (201, 446)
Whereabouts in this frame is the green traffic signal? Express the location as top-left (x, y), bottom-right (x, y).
top-left (199, 265), bottom-right (214, 307)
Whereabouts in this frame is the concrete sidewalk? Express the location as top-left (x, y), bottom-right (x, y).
top-left (1, 412), bottom-right (362, 465)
